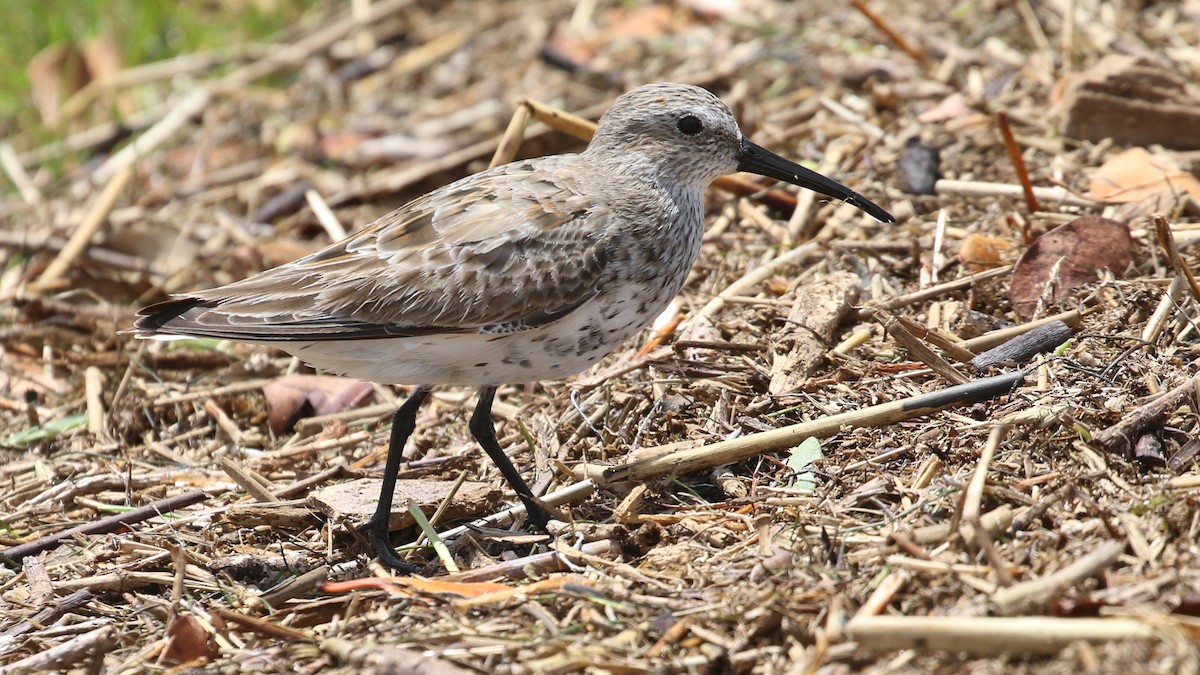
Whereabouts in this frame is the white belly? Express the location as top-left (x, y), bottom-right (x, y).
top-left (282, 287), bottom-right (655, 386)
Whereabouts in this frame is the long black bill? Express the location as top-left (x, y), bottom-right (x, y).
top-left (737, 139), bottom-right (895, 223)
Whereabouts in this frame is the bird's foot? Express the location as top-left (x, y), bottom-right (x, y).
top-left (366, 518), bottom-right (423, 574)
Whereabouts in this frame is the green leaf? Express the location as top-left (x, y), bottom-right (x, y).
top-left (3, 412), bottom-right (88, 447)
top-left (786, 437), bottom-right (823, 492)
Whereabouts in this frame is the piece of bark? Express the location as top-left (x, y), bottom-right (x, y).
top-left (969, 320), bottom-right (1076, 370)
top-left (1168, 438), bottom-right (1200, 474)
top-left (769, 271), bottom-right (861, 395)
top-left (223, 503), bottom-right (318, 529)
top-left (877, 311), bottom-right (969, 385)
top-left (1056, 55), bottom-right (1200, 150)
top-left (1092, 374), bottom-right (1200, 458)
top-left (308, 478), bottom-right (502, 531)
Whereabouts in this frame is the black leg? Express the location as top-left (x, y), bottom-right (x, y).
top-left (469, 386), bottom-right (556, 531)
top-left (369, 386), bottom-right (431, 572)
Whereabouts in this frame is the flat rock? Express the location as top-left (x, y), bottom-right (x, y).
top-left (308, 478), bottom-right (503, 531)
top-left (1056, 55), bottom-right (1200, 150)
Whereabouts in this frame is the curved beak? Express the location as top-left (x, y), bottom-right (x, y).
top-left (736, 139), bottom-right (894, 223)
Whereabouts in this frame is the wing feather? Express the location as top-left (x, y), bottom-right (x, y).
top-left (136, 157), bottom-right (614, 341)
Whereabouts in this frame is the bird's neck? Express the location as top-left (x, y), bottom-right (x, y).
top-left (584, 147), bottom-right (707, 212)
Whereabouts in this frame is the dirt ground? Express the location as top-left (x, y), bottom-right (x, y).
top-left (3, 0), bottom-right (1200, 672)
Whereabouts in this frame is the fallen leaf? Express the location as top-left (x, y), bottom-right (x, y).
top-left (3, 412), bottom-right (87, 447)
top-left (262, 375), bottom-right (374, 434)
top-left (162, 614), bottom-right (215, 665)
top-left (26, 42), bottom-right (88, 126)
top-left (81, 34), bottom-right (123, 81)
top-left (916, 93), bottom-right (973, 124)
top-left (959, 234), bottom-right (1011, 271)
top-left (1089, 147), bottom-right (1200, 203)
top-left (786, 437), bottom-right (823, 493)
top-left (1009, 216), bottom-right (1133, 319)
top-left (543, 29), bottom-right (596, 70)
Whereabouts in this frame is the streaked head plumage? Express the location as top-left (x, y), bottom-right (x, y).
top-left (585, 83), bottom-right (744, 187)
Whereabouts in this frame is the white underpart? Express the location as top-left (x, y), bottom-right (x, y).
top-left (258, 285), bottom-right (654, 386)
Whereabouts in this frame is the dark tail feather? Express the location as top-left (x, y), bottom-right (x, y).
top-left (130, 297), bottom-right (210, 336)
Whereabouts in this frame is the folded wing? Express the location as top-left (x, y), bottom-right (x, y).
top-left (136, 159), bottom-right (613, 341)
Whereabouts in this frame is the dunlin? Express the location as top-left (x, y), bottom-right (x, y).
top-left (134, 83), bottom-right (893, 570)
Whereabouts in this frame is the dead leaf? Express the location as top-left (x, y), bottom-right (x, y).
top-left (916, 93), bottom-right (973, 124)
top-left (604, 4), bottom-right (675, 40)
top-left (27, 42), bottom-right (88, 127)
top-left (1009, 216), bottom-right (1133, 319)
top-left (542, 29), bottom-right (596, 70)
top-left (262, 375), bottom-right (374, 434)
top-left (81, 34), bottom-right (133, 116)
top-left (81, 34), bottom-right (122, 81)
top-left (1089, 147), bottom-right (1200, 203)
top-left (959, 234), bottom-right (1011, 271)
top-left (162, 614), bottom-right (215, 665)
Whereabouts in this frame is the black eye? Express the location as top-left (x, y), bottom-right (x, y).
top-left (676, 114), bottom-right (703, 136)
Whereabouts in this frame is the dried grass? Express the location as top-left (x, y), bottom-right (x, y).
top-left (2, 0), bottom-right (1200, 672)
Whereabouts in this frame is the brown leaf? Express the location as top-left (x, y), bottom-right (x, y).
top-left (959, 234), bottom-right (1011, 271)
top-left (1009, 216), bottom-right (1133, 319)
top-left (81, 34), bottom-right (123, 81)
top-left (1088, 147), bottom-right (1200, 203)
top-left (162, 614), bottom-right (215, 665)
top-left (26, 42), bottom-right (88, 127)
top-left (542, 29), bottom-right (596, 70)
top-left (262, 375), bottom-right (374, 434)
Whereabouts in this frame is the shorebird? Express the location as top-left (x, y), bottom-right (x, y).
top-left (134, 83), bottom-right (893, 570)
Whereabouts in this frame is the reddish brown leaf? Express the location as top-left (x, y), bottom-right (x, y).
top-left (959, 234), bottom-right (1011, 271)
top-left (1009, 216), bottom-right (1133, 319)
top-left (162, 614), bottom-right (215, 665)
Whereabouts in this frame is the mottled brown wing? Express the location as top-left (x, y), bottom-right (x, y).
top-left (137, 158), bottom-right (614, 340)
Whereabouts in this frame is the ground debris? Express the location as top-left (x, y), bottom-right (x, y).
top-left (2, 0), bottom-right (1200, 673)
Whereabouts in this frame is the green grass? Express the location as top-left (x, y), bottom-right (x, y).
top-left (0, 0), bottom-right (319, 137)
